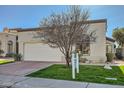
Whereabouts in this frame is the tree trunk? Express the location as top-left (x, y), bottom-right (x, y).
top-left (65, 51), bottom-right (70, 67)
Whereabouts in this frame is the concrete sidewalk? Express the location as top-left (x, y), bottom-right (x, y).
top-left (0, 74), bottom-right (124, 88)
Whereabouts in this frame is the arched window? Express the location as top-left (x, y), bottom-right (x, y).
top-left (8, 41), bottom-right (13, 53)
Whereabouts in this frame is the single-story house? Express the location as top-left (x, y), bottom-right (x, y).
top-left (0, 19), bottom-right (115, 63)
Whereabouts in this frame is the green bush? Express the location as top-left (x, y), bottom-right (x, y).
top-left (115, 52), bottom-right (123, 60)
top-left (6, 53), bottom-right (22, 61)
top-left (116, 48), bottom-right (122, 53)
top-left (13, 54), bottom-right (22, 61)
top-left (6, 53), bottom-right (15, 57)
top-left (116, 48), bottom-right (123, 59)
top-left (106, 53), bottom-right (114, 62)
top-left (0, 49), bottom-right (4, 56)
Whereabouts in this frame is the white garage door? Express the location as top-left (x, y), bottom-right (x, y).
top-left (24, 43), bottom-right (63, 62)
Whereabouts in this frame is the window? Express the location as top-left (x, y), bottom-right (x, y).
top-left (76, 35), bottom-right (90, 55)
top-left (76, 43), bottom-right (90, 55)
top-left (8, 41), bottom-right (13, 53)
top-left (82, 43), bottom-right (90, 55)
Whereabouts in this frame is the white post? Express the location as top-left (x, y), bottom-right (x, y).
top-left (71, 53), bottom-right (75, 79)
top-left (76, 53), bottom-right (79, 73)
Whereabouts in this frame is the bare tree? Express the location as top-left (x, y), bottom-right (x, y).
top-left (37, 6), bottom-right (95, 67)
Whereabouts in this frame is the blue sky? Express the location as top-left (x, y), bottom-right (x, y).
top-left (0, 5), bottom-right (124, 37)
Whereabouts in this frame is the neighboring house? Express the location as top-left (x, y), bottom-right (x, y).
top-left (106, 37), bottom-right (116, 53)
top-left (0, 19), bottom-right (114, 63)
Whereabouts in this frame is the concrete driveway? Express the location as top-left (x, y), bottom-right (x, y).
top-left (0, 61), bottom-right (53, 76)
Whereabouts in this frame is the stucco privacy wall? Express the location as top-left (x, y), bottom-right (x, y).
top-left (0, 33), bottom-right (16, 56)
top-left (83, 22), bottom-right (107, 63)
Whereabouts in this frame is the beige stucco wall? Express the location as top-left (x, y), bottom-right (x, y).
top-left (17, 31), bottom-right (65, 62)
top-left (16, 22), bottom-right (106, 63)
top-left (0, 21), bottom-right (107, 63)
top-left (81, 22), bottom-right (107, 63)
top-left (0, 33), bottom-right (16, 56)
top-left (17, 31), bottom-right (42, 55)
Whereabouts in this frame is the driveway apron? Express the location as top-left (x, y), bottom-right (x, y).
top-left (0, 61), bottom-right (53, 76)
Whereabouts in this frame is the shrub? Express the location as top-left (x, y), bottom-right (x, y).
top-left (0, 49), bottom-right (4, 56)
top-left (6, 53), bottom-right (22, 61)
top-left (116, 48), bottom-right (122, 53)
top-left (6, 53), bottom-right (15, 57)
top-left (115, 52), bottom-right (123, 60)
top-left (115, 48), bottom-right (123, 59)
top-left (13, 54), bottom-right (22, 61)
top-left (106, 53), bottom-right (114, 62)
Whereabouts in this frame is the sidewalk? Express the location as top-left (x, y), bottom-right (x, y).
top-left (0, 74), bottom-right (124, 88)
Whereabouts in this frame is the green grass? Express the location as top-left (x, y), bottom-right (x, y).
top-left (0, 60), bottom-right (14, 65)
top-left (27, 64), bottom-right (124, 85)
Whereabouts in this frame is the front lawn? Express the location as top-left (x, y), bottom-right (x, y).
top-left (0, 59), bottom-right (14, 65)
top-left (27, 64), bottom-right (124, 85)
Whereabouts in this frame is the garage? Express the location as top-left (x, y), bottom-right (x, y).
top-left (24, 43), bottom-right (63, 62)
